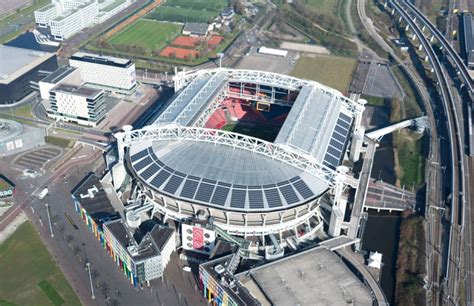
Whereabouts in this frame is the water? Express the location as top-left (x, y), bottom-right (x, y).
top-left (4, 31), bottom-right (58, 52)
top-left (369, 105), bottom-right (397, 184)
top-left (361, 212), bottom-right (402, 305)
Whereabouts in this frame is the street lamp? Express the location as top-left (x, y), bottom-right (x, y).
top-left (86, 262), bottom-right (95, 299)
top-left (45, 203), bottom-right (54, 237)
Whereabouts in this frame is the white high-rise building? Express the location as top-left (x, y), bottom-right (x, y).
top-left (46, 83), bottom-right (106, 126)
top-left (35, 0), bottom-right (131, 40)
top-left (69, 52), bottom-right (137, 93)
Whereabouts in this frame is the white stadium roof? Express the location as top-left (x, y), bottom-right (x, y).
top-left (124, 69), bottom-right (364, 213)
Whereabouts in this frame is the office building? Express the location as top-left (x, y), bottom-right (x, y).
top-left (0, 45), bottom-right (57, 105)
top-left (69, 52), bottom-right (137, 93)
top-left (46, 83), bottom-right (106, 126)
top-left (35, 0), bottom-right (131, 40)
top-left (38, 66), bottom-right (82, 99)
top-left (461, 13), bottom-right (474, 69)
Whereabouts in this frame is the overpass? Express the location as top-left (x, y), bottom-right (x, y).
top-left (387, 1), bottom-right (466, 304)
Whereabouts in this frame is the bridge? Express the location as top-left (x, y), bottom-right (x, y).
top-left (364, 179), bottom-right (417, 212)
top-left (386, 1), bottom-right (466, 304)
top-left (365, 116), bottom-right (428, 141)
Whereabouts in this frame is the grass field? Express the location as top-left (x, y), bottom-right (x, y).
top-left (291, 54), bottom-right (357, 92)
top-left (11, 105), bottom-right (33, 118)
top-left (108, 19), bottom-right (181, 52)
top-left (44, 136), bottom-right (74, 148)
top-left (304, 0), bottom-right (336, 13)
top-left (147, 6), bottom-right (217, 23)
top-left (0, 222), bottom-right (80, 306)
top-left (222, 122), bottom-right (280, 142)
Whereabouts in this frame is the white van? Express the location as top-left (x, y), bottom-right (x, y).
top-left (182, 266), bottom-right (192, 272)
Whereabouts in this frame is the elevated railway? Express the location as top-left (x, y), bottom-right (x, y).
top-left (388, 1), bottom-right (466, 303)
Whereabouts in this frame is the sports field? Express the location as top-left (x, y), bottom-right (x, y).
top-left (0, 222), bottom-right (80, 306)
top-left (148, 0), bottom-right (227, 23)
top-left (222, 122), bottom-right (280, 142)
top-left (291, 54), bottom-right (357, 93)
top-left (108, 19), bottom-right (181, 52)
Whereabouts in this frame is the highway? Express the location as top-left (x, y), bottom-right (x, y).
top-left (389, 1), bottom-right (467, 304)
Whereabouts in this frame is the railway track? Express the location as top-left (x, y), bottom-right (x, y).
top-left (389, 1), bottom-right (466, 303)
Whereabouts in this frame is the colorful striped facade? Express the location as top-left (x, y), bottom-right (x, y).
top-left (199, 265), bottom-right (239, 306)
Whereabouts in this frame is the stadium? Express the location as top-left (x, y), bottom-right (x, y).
top-left (113, 68), bottom-right (365, 238)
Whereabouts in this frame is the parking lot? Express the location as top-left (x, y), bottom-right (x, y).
top-left (14, 147), bottom-right (62, 170)
top-left (236, 47), bottom-right (298, 75)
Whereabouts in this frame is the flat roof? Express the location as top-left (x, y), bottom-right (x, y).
top-left (52, 83), bottom-right (103, 98)
top-left (40, 66), bottom-right (77, 84)
top-left (71, 174), bottom-right (119, 224)
top-left (70, 51), bottom-right (132, 67)
top-left (200, 254), bottom-right (261, 306)
top-left (0, 45), bottom-right (55, 84)
top-left (236, 247), bottom-right (374, 305)
top-left (104, 219), bottom-right (174, 261)
top-left (183, 22), bottom-right (209, 35)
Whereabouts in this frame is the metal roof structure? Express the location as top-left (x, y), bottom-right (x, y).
top-left (122, 69), bottom-right (363, 213)
top-left (0, 45), bottom-right (55, 84)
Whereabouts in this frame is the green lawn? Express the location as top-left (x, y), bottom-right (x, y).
top-left (44, 136), bottom-right (74, 148)
top-left (0, 0), bottom-right (50, 43)
top-left (163, 0), bottom-right (227, 12)
top-left (108, 19), bottom-right (181, 51)
top-left (11, 105), bottom-right (33, 118)
top-left (291, 54), bottom-right (357, 92)
top-left (0, 222), bottom-right (80, 306)
top-left (304, 0), bottom-right (336, 13)
top-left (148, 6), bottom-right (218, 23)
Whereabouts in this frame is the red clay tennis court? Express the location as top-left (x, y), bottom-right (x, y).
top-left (208, 35), bottom-right (223, 45)
top-left (171, 36), bottom-right (200, 48)
top-left (160, 46), bottom-right (199, 59)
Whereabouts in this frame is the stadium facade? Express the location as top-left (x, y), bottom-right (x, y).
top-left (112, 68), bottom-right (364, 242)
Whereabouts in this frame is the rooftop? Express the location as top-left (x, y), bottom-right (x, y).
top-left (70, 51), bottom-right (132, 67)
top-left (200, 254), bottom-right (261, 306)
top-left (52, 83), bottom-right (103, 98)
top-left (235, 247), bottom-right (374, 305)
top-left (71, 174), bottom-right (119, 224)
top-left (40, 66), bottom-right (77, 84)
top-left (183, 22), bottom-right (209, 35)
top-left (104, 219), bottom-right (175, 262)
top-left (0, 45), bottom-right (55, 84)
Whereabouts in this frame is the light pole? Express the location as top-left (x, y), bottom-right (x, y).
top-left (86, 262), bottom-right (95, 299)
top-left (45, 203), bottom-right (54, 237)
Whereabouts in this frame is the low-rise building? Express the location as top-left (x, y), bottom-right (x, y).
top-left (182, 22), bottom-right (211, 36)
top-left (72, 173), bottom-right (176, 286)
top-left (46, 83), bottom-right (106, 126)
top-left (220, 7), bottom-right (235, 21)
top-left (103, 219), bottom-right (176, 285)
top-left (69, 52), bottom-right (137, 94)
top-left (0, 45), bottom-right (57, 105)
top-left (199, 246), bottom-right (374, 306)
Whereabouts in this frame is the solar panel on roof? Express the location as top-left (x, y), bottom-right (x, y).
top-left (329, 138), bottom-right (345, 151)
top-left (218, 182), bottom-right (232, 187)
top-left (202, 178), bottom-right (217, 184)
top-left (334, 124), bottom-right (349, 136)
top-left (163, 175), bottom-right (184, 194)
top-left (327, 146), bottom-right (341, 158)
top-left (336, 118), bottom-right (351, 130)
top-left (262, 184), bottom-right (277, 188)
top-left (289, 176), bottom-right (300, 182)
top-left (187, 175), bottom-right (201, 181)
top-left (230, 189), bottom-right (246, 209)
top-left (264, 189), bottom-right (283, 208)
top-left (323, 155), bottom-right (340, 169)
top-left (292, 180), bottom-right (314, 199)
top-left (280, 185), bottom-right (300, 204)
top-left (195, 183), bottom-right (215, 202)
top-left (134, 156), bottom-right (152, 171)
top-left (180, 179), bottom-right (199, 198)
top-left (150, 170), bottom-right (171, 189)
top-left (276, 181), bottom-right (290, 187)
top-left (248, 190), bottom-right (264, 209)
top-left (210, 186), bottom-right (230, 206)
top-left (164, 166), bottom-right (174, 172)
top-left (339, 112), bottom-right (352, 124)
top-left (130, 148), bottom-right (149, 162)
top-left (247, 185), bottom-right (262, 190)
top-left (233, 184), bottom-right (247, 189)
top-left (174, 171), bottom-right (186, 177)
top-left (140, 163), bottom-right (160, 180)
top-left (332, 132), bottom-right (347, 144)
